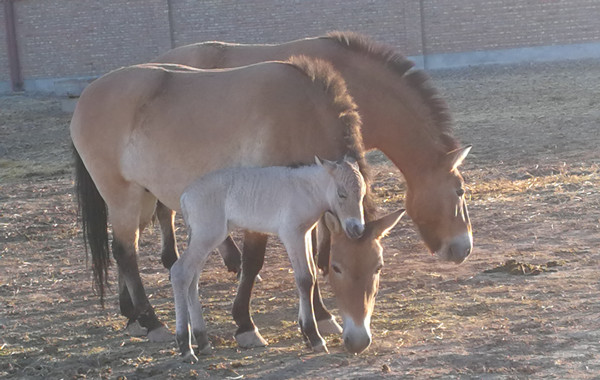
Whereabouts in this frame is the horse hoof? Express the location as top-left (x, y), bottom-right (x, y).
top-left (312, 341), bottom-right (329, 354)
top-left (124, 320), bottom-right (147, 337)
top-left (196, 343), bottom-right (213, 355)
top-left (147, 326), bottom-right (173, 342)
top-left (182, 351), bottom-right (199, 364)
top-left (317, 317), bottom-right (342, 335)
top-left (235, 329), bottom-right (268, 348)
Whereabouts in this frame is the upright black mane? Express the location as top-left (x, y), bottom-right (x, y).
top-left (286, 55), bottom-right (377, 220)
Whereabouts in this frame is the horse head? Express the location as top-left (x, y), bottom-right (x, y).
top-left (325, 209), bottom-right (404, 354)
top-left (317, 156), bottom-right (366, 239)
top-left (405, 145), bottom-right (473, 264)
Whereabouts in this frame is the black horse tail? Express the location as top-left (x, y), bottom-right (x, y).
top-left (73, 145), bottom-right (110, 306)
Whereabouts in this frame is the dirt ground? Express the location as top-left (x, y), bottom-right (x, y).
top-left (1, 59), bottom-right (599, 379)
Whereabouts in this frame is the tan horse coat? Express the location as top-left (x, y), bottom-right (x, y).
top-left (71, 57), bottom-right (368, 340)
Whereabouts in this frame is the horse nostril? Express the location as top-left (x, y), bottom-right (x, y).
top-left (346, 223), bottom-right (364, 239)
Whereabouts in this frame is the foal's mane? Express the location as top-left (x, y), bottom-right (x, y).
top-left (286, 55), bottom-right (377, 219)
top-left (325, 31), bottom-right (459, 152)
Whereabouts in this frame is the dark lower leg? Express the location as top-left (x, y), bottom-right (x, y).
top-left (113, 239), bottom-right (164, 332)
top-left (312, 279), bottom-right (334, 322)
top-left (220, 235), bottom-right (242, 274)
top-left (316, 224), bottom-right (331, 273)
top-left (117, 272), bottom-right (137, 326)
top-left (156, 201), bottom-right (179, 270)
top-left (297, 276), bottom-right (324, 348)
top-left (232, 232), bottom-right (267, 336)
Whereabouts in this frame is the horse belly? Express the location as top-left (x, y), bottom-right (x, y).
top-left (120, 115), bottom-right (279, 212)
top-left (225, 204), bottom-right (281, 236)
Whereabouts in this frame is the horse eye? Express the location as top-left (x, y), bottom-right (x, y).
top-left (337, 188), bottom-right (347, 199)
top-left (456, 188), bottom-right (465, 197)
top-left (375, 264), bottom-right (383, 274)
top-left (332, 264), bottom-right (342, 274)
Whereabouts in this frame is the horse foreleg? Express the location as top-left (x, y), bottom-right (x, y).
top-left (311, 225), bottom-right (342, 335)
top-left (313, 280), bottom-right (343, 335)
top-left (112, 239), bottom-right (171, 342)
top-left (316, 220), bottom-right (331, 273)
top-left (280, 229), bottom-right (327, 353)
top-left (156, 201), bottom-right (179, 270)
top-left (233, 232), bottom-right (268, 348)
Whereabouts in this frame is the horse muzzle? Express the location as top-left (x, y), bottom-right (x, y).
top-left (343, 218), bottom-right (365, 239)
top-left (438, 232), bottom-right (472, 264)
top-left (342, 315), bottom-right (372, 354)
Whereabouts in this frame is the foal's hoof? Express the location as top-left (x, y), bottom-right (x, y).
top-left (317, 317), bottom-right (343, 335)
top-left (235, 328), bottom-right (268, 348)
top-left (147, 326), bottom-right (173, 342)
top-left (124, 320), bottom-right (147, 337)
top-left (181, 351), bottom-right (199, 364)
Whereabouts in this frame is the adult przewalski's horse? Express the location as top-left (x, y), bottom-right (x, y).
top-left (152, 31), bottom-right (473, 334)
top-left (71, 57), bottom-right (375, 341)
top-left (153, 31), bottom-right (473, 271)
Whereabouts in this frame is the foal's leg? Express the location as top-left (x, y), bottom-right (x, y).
top-left (157, 201), bottom-right (242, 273)
top-left (280, 229), bottom-right (327, 352)
top-left (170, 250), bottom-right (204, 363)
top-left (232, 232), bottom-right (269, 348)
top-left (311, 224), bottom-right (342, 335)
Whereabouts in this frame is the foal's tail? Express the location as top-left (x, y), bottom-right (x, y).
top-left (73, 145), bottom-right (110, 306)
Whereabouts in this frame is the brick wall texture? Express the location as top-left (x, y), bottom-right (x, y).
top-left (1, 0), bottom-right (600, 86)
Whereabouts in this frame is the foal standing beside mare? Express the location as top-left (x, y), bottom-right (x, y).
top-left (72, 57), bottom-right (374, 341)
top-left (174, 158), bottom-right (366, 362)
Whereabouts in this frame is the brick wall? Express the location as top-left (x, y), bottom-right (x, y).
top-left (1, 0), bottom-right (600, 92)
top-left (422, 0), bottom-right (600, 54)
top-left (168, 0), bottom-right (421, 55)
top-left (13, 0), bottom-right (171, 79)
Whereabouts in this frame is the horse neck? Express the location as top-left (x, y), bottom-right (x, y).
top-left (309, 45), bottom-right (450, 185)
top-left (290, 165), bottom-right (334, 212)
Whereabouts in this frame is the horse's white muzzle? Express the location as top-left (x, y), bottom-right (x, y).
top-left (343, 218), bottom-right (365, 239)
top-left (437, 232), bottom-right (472, 264)
top-left (342, 315), bottom-right (372, 354)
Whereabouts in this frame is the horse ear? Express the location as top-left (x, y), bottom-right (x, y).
top-left (368, 209), bottom-right (405, 239)
top-left (315, 156), bottom-right (323, 166)
top-left (319, 158), bottom-right (337, 172)
top-left (324, 211), bottom-right (342, 235)
top-left (445, 145), bottom-right (472, 171)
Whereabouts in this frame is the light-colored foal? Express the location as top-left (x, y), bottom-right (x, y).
top-left (171, 157), bottom-right (366, 362)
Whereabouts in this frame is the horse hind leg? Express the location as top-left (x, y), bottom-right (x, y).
top-left (157, 201), bottom-right (242, 274)
top-left (233, 232), bottom-right (269, 348)
top-left (172, 211), bottom-right (228, 360)
top-left (108, 186), bottom-right (171, 342)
